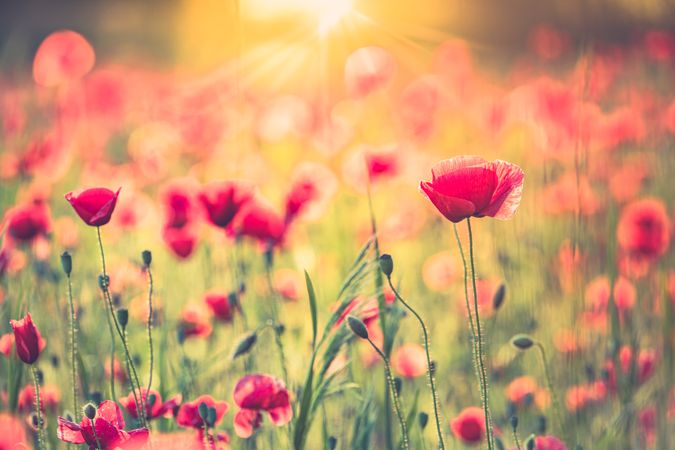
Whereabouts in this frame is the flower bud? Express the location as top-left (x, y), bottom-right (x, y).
top-left (84, 403), bottom-right (97, 420)
top-left (328, 436), bottom-right (338, 450)
top-left (492, 283), bottom-right (506, 310)
top-left (510, 334), bottom-right (534, 350)
top-left (141, 250), bottom-right (152, 267)
top-left (510, 415), bottom-right (518, 430)
top-left (10, 313), bottom-right (43, 364)
top-left (379, 254), bottom-right (394, 277)
top-left (207, 406), bottom-right (217, 427)
top-left (347, 315), bottom-right (369, 339)
top-left (198, 402), bottom-right (209, 423)
top-left (98, 274), bottom-right (110, 291)
top-left (232, 331), bottom-right (257, 360)
top-left (147, 393), bottom-right (157, 407)
top-left (495, 436), bottom-right (505, 450)
top-left (60, 251), bottom-right (72, 276)
top-left (116, 308), bottom-right (129, 328)
top-left (393, 377), bottom-right (402, 395)
top-left (536, 415), bottom-right (547, 434)
top-left (525, 434), bottom-right (536, 450)
top-left (418, 412), bottom-right (429, 430)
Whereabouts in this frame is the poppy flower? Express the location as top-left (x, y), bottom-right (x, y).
top-left (33, 30), bottom-right (95, 87)
top-left (162, 182), bottom-right (195, 229)
top-left (65, 187), bottom-right (121, 227)
top-left (198, 182), bottom-right (251, 229)
top-left (229, 199), bottom-right (286, 245)
top-left (233, 373), bottom-right (293, 438)
top-left (121, 388), bottom-right (181, 421)
top-left (176, 395), bottom-right (228, 429)
top-left (10, 312), bottom-right (45, 364)
top-left (617, 198), bottom-right (670, 260)
top-left (0, 413), bottom-right (27, 448)
top-left (420, 156), bottom-right (524, 223)
top-left (505, 376), bottom-right (538, 407)
top-left (57, 400), bottom-right (149, 450)
top-left (179, 304), bottom-right (213, 339)
top-left (18, 383), bottom-right (61, 413)
top-left (0, 333), bottom-right (14, 357)
top-left (450, 407), bottom-right (485, 445)
top-left (204, 291), bottom-right (234, 322)
top-left (284, 162), bottom-right (337, 224)
top-left (4, 201), bottom-right (51, 243)
top-left (162, 226), bottom-right (198, 260)
top-left (344, 46), bottom-right (396, 97)
top-left (392, 343), bottom-right (427, 379)
top-left (535, 435), bottom-right (568, 450)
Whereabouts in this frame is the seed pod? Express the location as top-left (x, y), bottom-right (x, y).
top-left (347, 315), bottom-right (369, 339)
top-left (418, 412), bottom-right (429, 430)
top-left (510, 334), bottom-right (534, 350)
top-left (510, 415), bottom-right (518, 430)
top-left (536, 415), bottom-right (547, 434)
top-left (525, 434), bottom-right (536, 450)
top-left (117, 308), bottom-right (129, 328)
top-left (198, 402), bottom-right (209, 423)
top-left (393, 377), bottom-right (402, 395)
top-left (84, 403), bottom-right (97, 420)
top-left (492, 283), bottom-right (506, 310)
top-left (60, 251), bottom-right (72, 275)
top-left (379, 254), bottom-right (394, 277)
top-left (328, 437), bottom-right (338, 450)
top-left (232, 331), bottom-right (257, 360)
top-left (141, 250), bottom-right (152, 267)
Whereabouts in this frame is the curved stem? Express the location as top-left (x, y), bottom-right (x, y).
top-left (535, 342), bottom-right (563, 433)
top-left (367, 337), bottom-right (409, 450)
top-left (467, 218), bottom-right (493, 450)
top-left (31, 366), bottom-right (46, 450)
top-left (145, 265), bottom-right (155, 417)
top-left (66, 273), bottom-right (79, 415)
top-left (386, 277), bottom-right (445, 450)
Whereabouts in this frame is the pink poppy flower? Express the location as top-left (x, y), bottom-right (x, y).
top-left (233, 373), bottom-right (293, 438)
top-left (65, 187), bottom-right (121, 227)
top-left (33, 30), bottom-right (95, 87)
top-left (176, 395), bottom-right (228, 429)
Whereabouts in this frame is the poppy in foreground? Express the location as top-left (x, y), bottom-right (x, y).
top-left (57, 401), bottom-right (149, 449)
top-left (65, 187), bottom-right (121, 227)
top-left (233, 373), bottom-right (293, 438)
top-left (419, 156), bottom-right (524, 223)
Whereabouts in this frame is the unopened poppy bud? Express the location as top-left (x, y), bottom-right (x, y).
top-left (511, 334), bottom-right (534, 350)
top-left (35, 368), bottom-right (44, 384)
top-left (84, 403), bottom-right (97, 420)
top-left (90, 391), bottom-right (103, 405)
top-left (207, 406), bottom-right (217, 427)
top-left (141, 250), bottom-right (152, 267)
top-left (177, 329), bottom-right (186, 345)
top-left (429, 360), bottom-right (437, 374)
top-left (492, 283), bottom-right (506, 310)
top-left (536, 415), bottom-right (547, 434)
top-left (525, 434), bottom-right (536, 450)
top-left (379, 254), bottom-right (394, 277)
top-left (510, 415), bottom-right (518, 430)
top-left (347, 315), bottom-right (369, 339)
top-left (393, 377), bottom-right (402, 395)
top-left (198, 402), bottom-right (209, 422)
top-left (276, 323), bottom-right (285, 335)
top-left (98, 274), bottom-right (109, 291)
top-left (328, 436), bottom-right (338, 450)
top-left (117, 308), bottom-right (129, 328)
top-left (147, 393), bottom-right (157, 407)
top-left (232, 331), bottom-right (257, 359)
top-left (418, 412), bottom-right (429, 430)
top-left (495, 436), bottom-right (505, 450)
top-left (60, 251), bottom-right (72, 275)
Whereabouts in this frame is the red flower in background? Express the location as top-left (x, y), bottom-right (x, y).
top-left (121, 388), bottom-right (181, 421)
top-left (0, 333), bottom-right (14, 357)
top-left (4, 200), bottom-right (51, 243)
top-left (233, 373), bottom-right (293, 438)
top-left (204, 291), bottom-right (234, 322)
top-left (644, 30), bottom-right (675, 61)
top-left (162, 226), bottom-right (198, 260)
top-left (58, 400), bottom-right (148, 450)
top-left (176, 395), bottom-right (228, 429)
top-left (10, 312), bottom-right (45, 364)
top-left (33, 30), bottom-right (95, 87)
top-left (199, 182), bottom-right (251, 229)
top-left (230, 199), bottom-right (286, 245)
top-left (617, 198), bottom-right (670, 260)
top-left (535, 435), bottom-right (568, 450)
top-left (420, 156), bottom-right (524, 223)
top-left (392, 343), bottom-right (427, 379)
top-left (162, 182), bottom-right (195, 229)
top-left (450, 407), bottom-right (485, 445)
top-left (18, 383), bottom-right (61, 413)
top-left (344, 46), bottom-right (396, 97)
top-left (65, 187), bottom-right (121, 227)
top-left (179, 304), bottom-right (212, 340)
top-left (0, 413), bottom-right (28, 448)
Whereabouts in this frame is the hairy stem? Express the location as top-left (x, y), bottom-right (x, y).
top-left (145, 265), bottom-right (155, 418)
top-left (66, 272), bottom-right (79, 416)
top-left (31, 366), bottom-right (46, 450)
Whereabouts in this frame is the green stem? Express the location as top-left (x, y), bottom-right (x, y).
top-left (66, 273), bottom-right (79, 416)
top-left (122, 328), bottom-right (144, 427)
top-left (386, 278), bottom-right (445, 450)
top-left (264, 254), bottom-right (289, 384)
top-left (90, 417), bottom-right (103, 450)
top-left (367, 338), bottom-right (409, 450)
top-left (105, 308), bottom-right (117, 401)
top-left (466, 218), bottom-right (493, 450)
top-left (535, 342), bottom-right (563, 434)
top-left (512, 428), bottom-right (522, 450)
top-left (145, 265), bottom-right (155, 417)
top-left (31, 365), bottom-right (46, 450)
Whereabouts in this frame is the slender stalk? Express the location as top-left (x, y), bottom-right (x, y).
top-left (466, 218), bottom-right (494, 450)
top-left (145, 264), bottom-right (155, 417)
top-left (96, 227), bottom-right (146, 427)
top-left (90, 417), bottom-right (103, 450)
top-left (535, 342), bottom-right (563, 433)
top-left (31, 366), bottom-right (46, 450)
top-left (122, 328), bottom-right (144, 428)
top-left (65, 272), bottom-right (79, 415)
top-left (366, 337), bottom-right (409, 450)
top-left (512, 428), bottom-right (522, 450)
top-left (386, 278), bottom-right (445, 450)
top-left (264, 251), bottom-right (289, 384)
top-left (105, 309), bottom-right (117, 401)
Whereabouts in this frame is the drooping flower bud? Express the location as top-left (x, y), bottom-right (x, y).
top-left (510, 334), bottom-right (534, 350)
top-left (141, 250), bottom-right (152, 267)
top-left (60, 251), bottom-right (72, 276)
top-left (379, 254), bottom-right (394, 277)
top-left (510, 415), bottom-right (518, 430)
top-left (525, 434), bottom-right (536, 450)
top-left (418, 412), bottom-right (429, 430)
top-left (232, 331), bottom-right (257, 360)
top-left (116, 309), bottom-right (129, 328)
top-left (83, 403), bottom-right (97, 420)
top-left (492, 283), bottom-right (506, 310)
top-left (347, 315), bottom-right (369, 339)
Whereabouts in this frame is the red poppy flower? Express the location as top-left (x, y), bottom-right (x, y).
top-left (33, 30), bottom-right (95, 87)
top-left (58, 401), bottom-right (149, 449)
top-left (10, 312), bottom-right (45, 364)
top-left (392, 343), bottom-right (427, 379)
top-left (204, 291), bottom-right (234, 322)
top-left (535, 435), bottom-right (568, 450)
top-left (0, 413), bottom-right (28, 448)
top-left (617, 198), bottom-right (670, 260)
top-left (344, 46), bottom-right (396, 97)
top-left (4, 201), bottom-right (51, 243)
top-left (176, 395), bottom-right (228, 429)
top-left (162, 226), bottom-right (198, 260)
top-left (198, 182), bottom-right (251, 229)
top-left (162, 182), bottom-right (195, 229)
top-left (65, 187), bottom-right (121, 227)
top-left (121, 388), bottom-right (181, 421)
top-left (450, 407), bottom-right (485, 445)
top-left (18, 383), bottom-right (61, 413)
top-left (233, 373), bottom-right (293, 438)
top-left (0, 333), bottom-right (14, 357)
top-left (179, 304), bottom-right (213, 340)
top-left (505, 376), bottom-right (538, 406)
top-left (420, 156), bottom-right (524, 223)
top-left (229, 200), bottom-right (286, 245)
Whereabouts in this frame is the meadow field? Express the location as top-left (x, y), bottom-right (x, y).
top-left (0, 2), bottom-right (674, 449)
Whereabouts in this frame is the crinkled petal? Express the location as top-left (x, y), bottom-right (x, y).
top-left (420, 182), bottom-right (476, 222)
top-left (57, 417), bottom-right (85, 444)
top-left (479, 160), bottom-right (524, 219)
